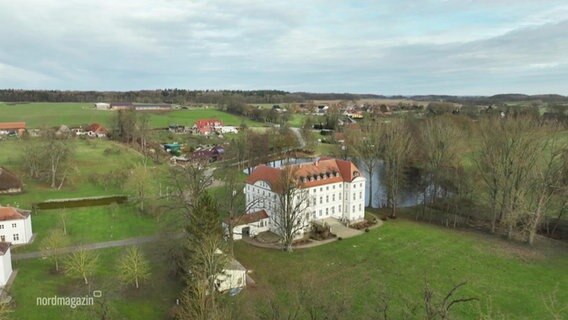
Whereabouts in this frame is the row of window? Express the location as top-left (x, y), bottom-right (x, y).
top-left (0, 223), bottom-right (18, 229)
top-left (0, 234), bottom-right (19, 241)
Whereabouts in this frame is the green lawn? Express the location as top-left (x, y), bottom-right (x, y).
top-left (0, 139), bottom-right (143, 208)
top-left (13, 204), bottom-right (160, 253)
top-left (0, 102), bottom-right (259, 128)
top-left (11, 243), bottom-right (181, 319)
top-left (233, 218), bottom-right (568, 319)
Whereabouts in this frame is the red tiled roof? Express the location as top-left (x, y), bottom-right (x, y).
top-left (195, 119), bottom-right (223, 129)
top-left (0, 122), bottom-right (26, 130)
top-left (246, 158), bottom-right (363, 191)
top-left (0, 206), bottom-right (30, 221)
top-left (224, 210), bottom-right (269, 226)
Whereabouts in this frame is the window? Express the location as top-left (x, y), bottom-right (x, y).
top-left (340, 184), bottom-right (342, 188)
top-left (320, 197), bottom-right (323, 204)
top-left (326, 195), bottom-right (329, 203)
top-left (325, 208), bottom-right (329, 215)
top-left (320, 187), bottom-right (322, 192)
top-left (326, 186), bottom-right (329, 190)
top-left (359, 204), bottom-right (362, 211)
top-left (0, 225), bottom-right (3, 230)
top-left (13, 234), bottom-right (19, 241)
top-left (332, 194), bottom-right (335, 201)
top-left (339, 193), bottom-right (342, 200)
top-left (352, 205), bottom-right (355, 212)
top-left (332, 206), bottom-right (335, 214)
top-left (338, 205), bottom-right (341, 212)
top-left (360, 192), bottom-right (363, 200)
top-left (0, 236), bottom-right (4, 242)
top-left (333, 185), bottom-right (335, 189)
top-left (354, 184), bottom-right (356, 188)
top-left (12, 223), bottom-right (16, 228)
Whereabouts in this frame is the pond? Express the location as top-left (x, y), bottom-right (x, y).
top-left (244, 157), bottom-right (430, 208)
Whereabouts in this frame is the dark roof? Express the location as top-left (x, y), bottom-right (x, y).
top-left (224, 210), bottom-right (269, 226)
top-left (0, 242), bottom-right (10, 255)
top-left (0, 167), bottom-right (22, 191)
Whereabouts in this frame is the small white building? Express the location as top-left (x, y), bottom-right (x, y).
top-left (0, 206), bottom-right (33, 245)
top-left (215, 250), bottom-right (247, 293)
top-left (218, 126), bottom-right (239, 134)
top-left (94, 103), bottom-right (110, 110)
top-left (0, 243), bottom-right (12, 287)
top-left (245, 158), bottom-right (366, 239)
top-left (223, 210), bottom-right (270, 240)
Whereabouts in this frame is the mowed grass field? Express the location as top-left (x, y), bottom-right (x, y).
top-left (0, 102), bottom-right (259, 128)
top-left (233, 218), bottom-right (568, 319)
top-left (11, 243), bottom-right (182, 320)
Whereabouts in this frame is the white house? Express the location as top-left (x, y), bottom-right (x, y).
top-left (214, 249), bottom-right (247, 293)
top-left (245, 158), bottom-right (366, 238)
top-left (0, 243), bottom-right (12, 287)
top-left (218, 126), bottom-right (239, 134)
top-left (0, 206), bottom-right (33, 245)
top-left (94, 103), bottom-right (110, 110)
top-left (223, 210), bottom-right (270, 240)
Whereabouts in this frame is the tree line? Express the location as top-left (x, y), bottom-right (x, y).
top-left (345, 114), bottom-right (568, 244)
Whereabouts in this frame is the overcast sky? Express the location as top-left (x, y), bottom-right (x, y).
top-left (0, 0), bottom-right (567, 95)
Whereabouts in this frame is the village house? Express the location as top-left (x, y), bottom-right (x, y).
top-left (194, 119), bottom-right (224, 135)
top-left (0, 243), bottom-right (13, 287)
top-left (0, 206), bottom-right (33, 245)
top-left (0, 167), bottom-right (22, 194)
top-left (244, 158), bottom-right (366, 239)
top-left (94, 102), bottom-right (110, 110)
top-left (0, 122), bottom-right (26, 136)
top-left (86, 123), bottom-right (108, 138)
top-left (214, 249), bottom-right (247, 293)
top-left (191, 145), bottom-right (224, 162)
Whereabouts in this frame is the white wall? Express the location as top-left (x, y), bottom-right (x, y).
top-left (0, 247), bottom-right (13, 286)
top-left (216, 268), bottom-right (246, 292)
top-left (0, 216), bottom-right (33, 245)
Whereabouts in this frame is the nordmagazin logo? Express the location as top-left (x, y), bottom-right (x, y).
top-left (36, 291), bottom-right (101, 309)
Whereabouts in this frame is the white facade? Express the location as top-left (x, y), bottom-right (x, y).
top-left (0, 209), bottom-right (33, 245)
top-left (245, 159), bottom-right (366, 238)
top-left (214, 250), bottom-right (247, 292)
top-left (94, 103), bottom-right (110, 110)
top-left (0, 246), bottom-right (13, 287)
top-left (218, 126), bottom-right (239, 134)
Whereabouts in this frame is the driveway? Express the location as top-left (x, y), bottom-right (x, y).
top-left (322, 218), bottom-right (363, 238)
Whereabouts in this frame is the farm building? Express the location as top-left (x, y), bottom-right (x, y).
top-left (0, 167), bottom-right (22, 194)
top-left (191, 145), bottom-right (224, 162)
top-left (86, 123), bottom-right (108, 138)
top-left (194, 119), bottom-right (224, 135)
top-left (223, 210), bottom-right (270, 240)
top-left (214, 249), bottom-right (247, 293)
top-left (0, 242), bottom-right (13, 287)
top-left (0, 206), bottom-right (33, 245)
top-left (218, 126), bottom-right (238, 134)
top-left (94, 103), bottom-right (110, 110)
top-left (0, 122), bottom-right (26, 136)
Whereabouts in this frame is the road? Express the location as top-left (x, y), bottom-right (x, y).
top-left (13, 233), bottom-right (184, 261)
top-left (290, 127), bottom-right (306, 148)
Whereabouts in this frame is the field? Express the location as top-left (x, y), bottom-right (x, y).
top-left (0, 102), bottom-right (259, 128)
top-left (11, 243), bottom-right (181, 319)
top-left (233, 216), bottom-right (568, 319)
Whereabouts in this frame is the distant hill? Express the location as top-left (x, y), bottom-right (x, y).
top-left (0, 89), bottom-right (566, 105)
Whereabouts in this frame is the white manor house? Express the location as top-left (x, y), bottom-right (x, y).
top-left (242, 157), bottom-right (366, 238)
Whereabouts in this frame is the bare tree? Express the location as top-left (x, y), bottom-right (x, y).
top-left (346, 120), bottom-right (381, 207)
top-left (63, 248), bottom-right (99, 285)
top-left (423, 281), bottom-right (478, 320)
top-left (271, 166), bottom-right (311, 252)
top-left (40, 228), bottom-right (69, 272)
top-left (118, 246), bottom-right (151, 289)
top-left (378, 120), bottom-right (414, 218)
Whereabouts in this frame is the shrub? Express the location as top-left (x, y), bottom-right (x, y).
top-left (337, 237), bottom-right (343, 241)
top-left (365, 228), bottom-right (370, 232)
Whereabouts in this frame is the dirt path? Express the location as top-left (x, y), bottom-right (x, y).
top-left (13, 232), bottom-right (184, 261)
